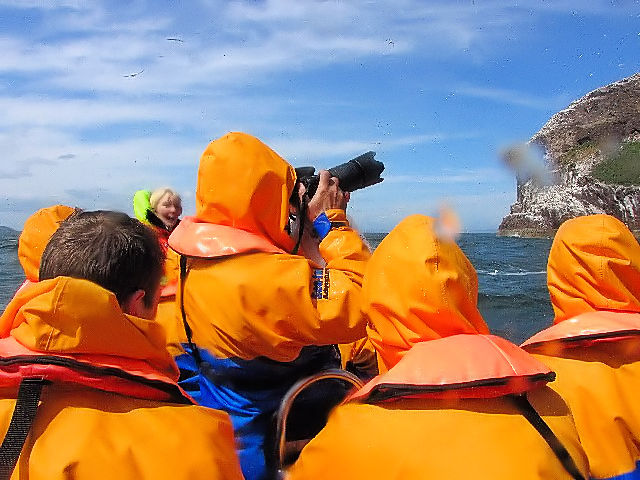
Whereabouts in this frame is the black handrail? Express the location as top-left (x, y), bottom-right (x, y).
top-left (274, 369), bottom-right (364, 478)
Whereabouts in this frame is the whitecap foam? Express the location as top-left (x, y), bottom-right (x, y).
top-left (480, 269), bottom-right (546, 276)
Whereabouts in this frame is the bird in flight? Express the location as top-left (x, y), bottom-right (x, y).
top-left (123, 69), bottom-right (144, 78)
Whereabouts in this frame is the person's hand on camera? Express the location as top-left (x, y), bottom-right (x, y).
top-left (306, 170), bottom-right (349, 221)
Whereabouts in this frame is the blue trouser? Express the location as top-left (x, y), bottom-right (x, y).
top-left (176, 345), bottom-right (342, 480)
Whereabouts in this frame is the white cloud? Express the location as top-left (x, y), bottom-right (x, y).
top-left (0, 96), bottom-right (183, 128)
top-left (0, 127), bottom-right (201, 196)
top-left (0, 1), bottom-right (532, 96)
top-left (349, 188), bottom-right (515, 233)
top-left (385, 168), bottom-right (508, 185)
top-left (0, 0), bottom-right (87, 9)
top-left (3, 0), bottom-right (619, 101)
top-left (0, 0), bottom-right (635, 232)
top-left (268, 132), bottom-right (472, 162)
top-left (454, 85), bottom-right (569, 110)
top-left (510, 0), bottom-right (639, 15)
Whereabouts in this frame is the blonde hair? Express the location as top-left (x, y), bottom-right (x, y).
top-left (149, 187), bottom-right (181, 211)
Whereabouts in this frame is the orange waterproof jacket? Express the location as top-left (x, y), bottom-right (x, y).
top-left (288, 214), bottom-right (588, 480)
top-left (154, 246), bottom-right (181, 356)
top-left (522, 214), bottom-right (640, 480)
top-left (167, 132), bottom-right (370, 480)
top-left (168, 132), bottom-right (371, 362)
top-left (0, 277), bottom-right (244, 480)
top-left (288, 336), bottom-right (588, 480)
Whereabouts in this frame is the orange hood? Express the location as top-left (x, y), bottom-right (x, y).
top-left (364, 214), bottom-right (489, 371)
top-left (196, 132), bottom-right (296, 251)
top-left (18, 205), bottom-right (75, 282)
top-left (0, 276), bottom-right (179, 380)
top-left (547, 214), bottom-right (640, 323)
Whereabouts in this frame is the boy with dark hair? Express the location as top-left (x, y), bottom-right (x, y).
top-left (0, 210), bottom-right (243, 480)
top-left (40, 210), bottom-right (163, 313)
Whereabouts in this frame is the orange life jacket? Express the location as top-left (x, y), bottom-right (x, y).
top-left (522, 310), bottom-right (640, 351)
top-left (341, 334), bottom-right (585, 480)
top-left (169, 216), bottom-right (287, 259)
top-left (0, 336), bottom-right (192, 404)
top-left (349, 334), bottom-right (554, 403)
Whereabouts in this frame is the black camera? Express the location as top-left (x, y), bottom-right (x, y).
top-left (295, 151), bottom-right (384, 199)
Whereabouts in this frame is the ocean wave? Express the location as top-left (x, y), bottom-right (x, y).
top-left (0, 239), bottom-right (18, 250)
top-left (479, 291), bottom-right (554, 342)
top-left (478, 269), bottom-right (546, 277)
top-left (478, 291), bottom-right (549, 307)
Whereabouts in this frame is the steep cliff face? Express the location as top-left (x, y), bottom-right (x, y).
top-left (498, 73), bottom-right (640, 237)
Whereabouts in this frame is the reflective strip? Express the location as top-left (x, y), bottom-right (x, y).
top-left (312, 269), bottom-right (329, 300)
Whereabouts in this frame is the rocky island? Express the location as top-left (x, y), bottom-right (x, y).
top-left (498, 73), bottom-right (640, 237)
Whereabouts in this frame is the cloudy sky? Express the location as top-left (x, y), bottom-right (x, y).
top-left (0, 0), bottom-right (638, 232)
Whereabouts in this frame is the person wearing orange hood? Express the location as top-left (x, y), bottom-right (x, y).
top-left (167, 132), bottom-right (371, 479)
top-left (0, 210), bottom-right (243, 480)
top-left (15, 204), bottom-right (76, 291)
top-left (287, 214), bottom-right (588, 480)
top-left (132, 189), bottom-right (183, 357)
top-left (521, 214), bottom-right (640, 480)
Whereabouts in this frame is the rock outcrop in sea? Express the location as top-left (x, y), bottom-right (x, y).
top-left (498, 73), bottom-right (640, 237)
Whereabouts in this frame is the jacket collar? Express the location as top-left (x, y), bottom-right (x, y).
top-left (350, 334), bottom-right (553, 403)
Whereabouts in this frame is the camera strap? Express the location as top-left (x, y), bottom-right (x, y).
top-left (291, 195), bottom-right (308, 255)
top-left (511, 394), bottom-right (585, 480)
top-left (179, 255), bottom-right (204, 367)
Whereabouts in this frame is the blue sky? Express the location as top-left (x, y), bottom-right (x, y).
top-left (0, 0), bottom-right (638, 232)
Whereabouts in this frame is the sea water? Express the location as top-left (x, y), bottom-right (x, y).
top-left (0, 229), bottom-right (22, 309)
top-left (0, 229), bottom-right (552, 344)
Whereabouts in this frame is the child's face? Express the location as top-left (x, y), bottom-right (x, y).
top-left (155, 193), bottom-right (182, 228)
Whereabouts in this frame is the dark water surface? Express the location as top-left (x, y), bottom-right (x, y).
top-left (461, 233), bottom-right (553, 343)
top-left (0, 229), bottom-right (552, 344)
top-left (0, 229), bottom-right (22, 310)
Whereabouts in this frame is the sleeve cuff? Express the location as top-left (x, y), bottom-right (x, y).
top-left (313, 211), bottom-right (349, 239)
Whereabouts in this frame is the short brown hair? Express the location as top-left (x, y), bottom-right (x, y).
top-left (40, 210), bottom-right (164, 308)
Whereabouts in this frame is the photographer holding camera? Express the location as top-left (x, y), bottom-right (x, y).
top-left (167, 132), bottom-right (380, 480)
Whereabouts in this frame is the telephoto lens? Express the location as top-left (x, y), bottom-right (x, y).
top-left (298, 151), bottom-right (384, 198)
